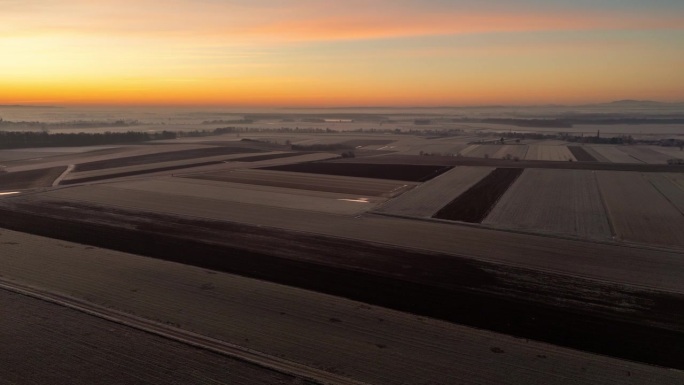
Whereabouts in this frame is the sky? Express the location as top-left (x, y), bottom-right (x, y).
top-left (1, 0), bottom-right (683, 107)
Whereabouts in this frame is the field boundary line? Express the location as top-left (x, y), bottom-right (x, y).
top-left (593, 171), bottom-right (618, 240)
top-left (52, 164), bottom-right (74, 186)
top-left (0, 278), bottom-right (370, 385)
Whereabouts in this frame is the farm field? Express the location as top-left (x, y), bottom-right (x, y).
top-left (55, 179), bottom-right (383, 215)
top-left (582, 146), bottom-right (612, 162)
top-left (375, 166), bottom-right (493, 217)
top-left (1, 229), bottom-right (683, 385)
top-left (0, 288), bottom-right (302, 385)
top-left (434, 168), bottom-right (523, 223)
top-left (567, 146), bottom-right (598, 162)
top-left (260, 162), bottom-right (452, 182)
top-left (0, 166), bottom-right (66, 190)
top-left (187, 168), bottom-right (414, 197)
top-left (619, 146), bottom-right (672, 164)
top-left (492, 144), bottom-right (528, 159)
top-left (526, 145), bottom-right (576, 161)
top-left (462, 144), bottom-right (503, 158)
top-left (591, 146), bottom-right (643, 163)
top-left (642, 173), bottom-right (684, 214)
top-left (597, 171), bottom-right (684, 249)
top-left (483, 169), bottom-right (612, 240)
top-left (652, 146), bottom-right (684, 159)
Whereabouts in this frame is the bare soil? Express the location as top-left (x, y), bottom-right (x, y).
top-left (260, 162), bottom-right (452, 182)
top-left (1, 199), bottom-right (684, 369)
top-left (568, 146), bottom-right (598, 162)
top-left (0, 166), bottom-right (67, 189)
top-left (75, 146), bottom-right (261, 172)
top-left (433, 168), bottom-right (524, 223)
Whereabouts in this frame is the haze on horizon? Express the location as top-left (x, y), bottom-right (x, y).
top-left (2, 0), bottom-right (683, 107)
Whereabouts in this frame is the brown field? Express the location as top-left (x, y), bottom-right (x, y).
top-left (463, 144), bottom-right (503, 158)
top-left (582, 146), bottom-right (611, 162)
top-left (642, 173), bottom-right (684, 214)
top-left (1, 229), bottom-right (681, 384)
top-left (526, 145), bottom-right (576, 161)
top-left (0, 166), bottom-right (66, 190)
top-left (229, 151), bottom-right (312, 162)
top-left (619, 146), bottom-right (672, 164)
top-left (375, 166), bottom-right (493, 217)
top-left (75, 146), bottom-right (263, 171)
top-left (567, 146), bottom-right (598, 162)
top-left (261, 162), bottom-right (453, 182)
top-left (652, 146), bottom-right (684, 160)
top-left (597, 171), bottom-right (684, 249)
top-left (433, 168), bottom-right (523, 223)
top-left (591, 146), bottom-right (643, 163)
top-left (493, 144), bottom-right (529, 159)
top-left (186, 168), bottom-right (413, 197)
top-left (484, 169), bottom-right (612, 240)
top-left (56, 179), bottom-right (384, 215)
top-left (0, 289), bottom-right (302, 385)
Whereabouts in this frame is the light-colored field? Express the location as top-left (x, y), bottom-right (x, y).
top-left (465, 144), bottom-right (504, 158)
top-left (618, 146), bottom-right (672, 164)
top-left (187, 168), bottom-right (413, 197)
top-left (0, 288), bottom-right (298, 385)
top-left (484, 169), bottom-right (612, 240)
top-left (492, 144), bottom-right (528, 159)
top-left (0, 229), bottom-right (681, 385)
top-left (3, 144), bottom-right (214, 172)
top-left (583, 146), bottom-right (611, 162)
top-left (591, 146), bottom-right (643, 163)
top-left (642, 173), bottom-right (684, 215)
top-left (597, 171), bottom-right (684, 249)
top-left (64, 178), bottom-right (385, 215)
top-left (375, 166), bottom-right (493, 217)
top-left (525, 145), bottom-right (576, 161)
top-left (651, 146), bottom-right (684, 160)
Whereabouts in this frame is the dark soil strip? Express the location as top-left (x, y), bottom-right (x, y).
top-left (61, 161), bottom-right (223, 185)
top-left (568, 146), bottom-right (598, 162)
top-left (341, 139), bottom-right (394, 147)
top-left (229, 152), bottom-right (312, 162)
top-left (75, 147), bottom-right (261, 172)
top-left (260, 163), bottom-right (452, 182)
top-left (434, 168), bottom-right (524, 223)
top-left (327, 154), bottom-right (684, 172)
top-left (0, 202), bottom-right (684, 369)
top-left (0, 166), bottom-right (66, 190)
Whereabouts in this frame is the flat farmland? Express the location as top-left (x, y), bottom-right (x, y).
top-left (493, 144), bottom-right (528, 159)
top-left (375, 166), bottom-right (493, 217)
top-left (463, 144), bottom-right (503, 158)
top-left (71, 178), bottom-right (384, 215)
top-left (2, 230), bottom-right (682, 384)
top-left (0, 166), bottom-right (67, 190)
top-left (583, 146), bottom-right (612, 162)
top-left (597, 171), bottom-right (684, 249)
top-left (0, 289), bottom-right (303, 385)
top-left (567, 146), bottom-right (598, 162)
top-left (261, 162), bottom-right (452, 182)
top-left (643, 173), bottom-right (684, 214)
top-left (652, 146), bottom-right (684, 160)
top-left (591, 146), bottom-right (643, 163)
top-left (186, 169), bottom-right (413, 197)
top-left (484, 169), bottom-right (612, 240)
top-left (619, 146), bottom-right (672, 164)
top-left (433, 168), bottom-right (523, 223)
top-left (536, 145), bottom-right (576, 161)
top-left (74, 145), bottom-right (263, 172)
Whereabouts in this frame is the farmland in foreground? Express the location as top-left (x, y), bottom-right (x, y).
top-left (0, 288), bottom-right (304, 385)
top-left (2, 229), bottom-right (681, 385)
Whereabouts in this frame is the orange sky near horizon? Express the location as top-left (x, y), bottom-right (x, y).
top-left (2, 1), bottom-right (683, 107)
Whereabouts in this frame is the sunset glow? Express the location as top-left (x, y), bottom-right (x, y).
top-left (2, 0), bottom-right (683, 106)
